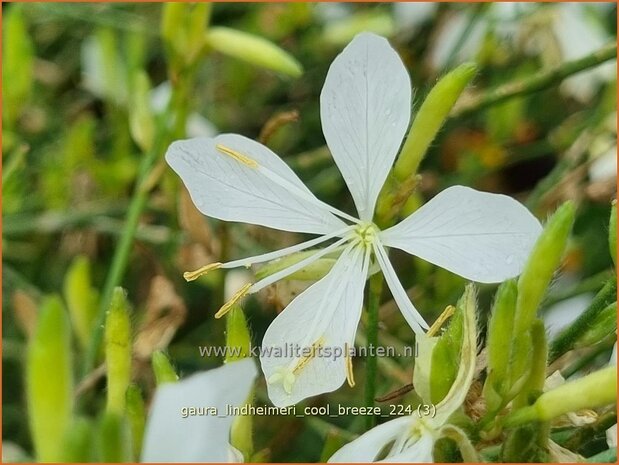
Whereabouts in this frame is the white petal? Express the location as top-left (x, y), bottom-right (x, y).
top-left (141, 359), bottom-right (257, 462)
top-left (373, 241), bottom-right (429, 334)
top-left (320, 32), bottom-right (412, 221)
top-left (260, 245), bottom-right (369, 407)
top-left (380, 433), bottom-right (435, 463)
top-left (328, 416), bottom-right (414, 462)
top-left (380, 186), bottom-right (542, 283)
top-left (166, 134), bottom-right (347, 235)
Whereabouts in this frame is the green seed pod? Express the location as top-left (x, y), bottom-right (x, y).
top-left (609, 200), bottom-right (616, 266)
top-left (26, 295), bottom-right (73, 462)
top-left (482, 279), bottom-right (517, 412)
top-left (105, 287), bottom-right (132, 415)
top-left (63, 255), bottom-right (98, 351)
top-left (125, 384), bottom-right (146, 460)
top-left (61, 417), bottom-right (95, 462)
top-left (96, 412), bottom-right (132, 463)
top-left (152, 350), bottom-right (179, 385)
top-left (205, 27), bottom-right (303, 78)
top-left (255, 249), bottom-right (341, 281)
top-left (516, 201), bottom-right (575, 334)
top-left (393, 62), bottom-right (477, 181)
top-left (226, 305), bottom-right (251, 363)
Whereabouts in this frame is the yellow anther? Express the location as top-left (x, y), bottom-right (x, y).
top-left (215, 283), bottom-right (252, 319)
top-left (427, 305), bottom-right (456, 337)
top-left (216, 144), bottom-right (259, 168)
top-left (292, 338), bottom-right (324, 375)
top-left (345, 343), bottom-right (355, 387)
top-left (183, 262), bottom-right (223, 282)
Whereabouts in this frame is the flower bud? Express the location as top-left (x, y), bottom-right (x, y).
top-left (27, 295), bottom-right (73, 462)
top-left (63, 255), bottom-right (98, 350)
top-left (205, 27), bottom-right (303, 78)
top-left (105, 287), bottom-right (132, 414)
top-left (152, 350), bottom-right (179, 385)
top-left (394, 62), bottom-right (477, 180)
top-left (225, 305), bottom-right (251, 363)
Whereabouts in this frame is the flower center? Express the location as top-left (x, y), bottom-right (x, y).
top-left (354, 222), bottom-right (378, 250)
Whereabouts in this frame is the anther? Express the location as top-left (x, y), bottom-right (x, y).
top-left (183, 262), bottom-right (223, 282)
top-left (345, 343), bottom-right (355, 387)
top-left (427, 305), bottom-right (456, 337)
top-left (215, 283), bottom-right (252, 319)
top-left (216, 144), bottom-right (259, 168)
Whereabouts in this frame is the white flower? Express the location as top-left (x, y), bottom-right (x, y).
top-left (141, 358), bottom-right (257, 462)
top-left (329, 285), bottom-right (478, 463)
top-left (166, 32), bottom-right (541, 407)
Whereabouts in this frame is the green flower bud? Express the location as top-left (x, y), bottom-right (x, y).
top-left (205, 27), bottom-right (303, 78)
top-left (125, 384), bottom-right (146, 460)
top-left (27, 295), bottom-right (73, 462)
top-left (393, 62), bottom-right (477, 181)
top-left (63, 255), bottom-right (98, 351)
top-left (129, 72), bottom-right (155, 152)
top-left (105, 288), bottom-right (132, 415)
top-left (97, 412), bottom-right (132, 463)
top-left (152, 350), bottom-right (179, 385)
top-left (483, 279), bottom-right (517, 412)
top-left (3, 5), bottom-right (34, 127)
top-left (225, 305), bottom-right (251, 363)
top-left (516, 201), bottom-right (575, 334)
top-left (230, 389), bottom-right (254, 460)
top-left (506, 366), bottom-right (617, 426)
top-left (61, 417), bottom-right (95, 462)
top-left (431, 304), bottom-right (464, 404)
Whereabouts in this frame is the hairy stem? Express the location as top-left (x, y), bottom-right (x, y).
top-left (364, 273), bottom-right (383, 429)
top-left (453, 43), bottom-right (616, 118)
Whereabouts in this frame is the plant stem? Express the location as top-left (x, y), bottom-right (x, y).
top-left (81, 132), bottom-right (167, 377)
top-left (453, 42), bottom-right (617, 118)
top-left (81, 78), bottom-right (189, 377)
top-left (549, 278), bottom-right (617, 363)
top-left (364, 273), bottom-right (383, 429)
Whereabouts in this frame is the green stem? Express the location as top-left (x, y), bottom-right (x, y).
top-left (81, 76), bottom-right (190, 377)
top-left (453, 42), bottom-right (617, 118)
top-left (364, 274), bottom-right (383, 429)
top-left (549, 279), bottom-right (617, 363)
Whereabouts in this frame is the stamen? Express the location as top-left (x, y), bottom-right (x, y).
top-left (216, 144), bottom-right (259, 168)
top-left (183, 262), bottom-right (222, 282)
top-left (427, 305), bottom-right (456, 337)
top-left (345, 343), bottom-right (355, 387)
top-left (292, 338), bottom-right (325, 375)
top-left (215, 283), bottom-right (252, 318)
